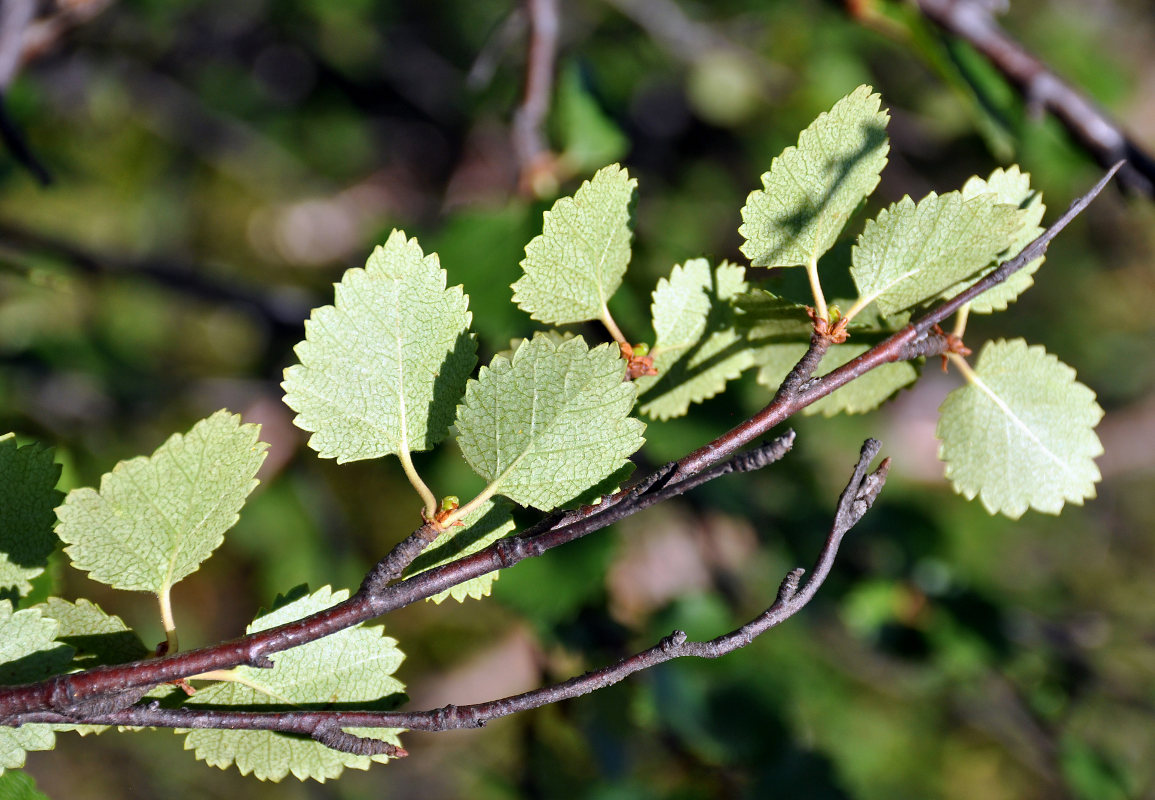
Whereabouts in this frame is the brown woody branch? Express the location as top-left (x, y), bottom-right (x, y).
top-left (11, 441), bottom-right (887, 742)
top-left (0, 165), bottom-right (1119, 741)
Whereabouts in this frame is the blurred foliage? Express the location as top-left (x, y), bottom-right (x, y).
top-left (1, 0), bottom-right (1154, 797)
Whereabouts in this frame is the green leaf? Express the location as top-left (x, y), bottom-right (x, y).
top-left (182, 586), bottom-right (405, 783)
top-left (951, 165), bottom-right (1046, 313)
top-left (0, 603), bottom-right (72, 774)
top-left (36, 597), bottom-right (149, 669)
top-left (283, 230), bottom-right (476, 463)
top-left (937, 339), bottom-right (1103, 518)
top-left (512, 164), bottom-right (636, 324)
top-left (554, 64), bottom-right (628, 172)
top-left (405, 498), bottom-right (515, 603)
top-left (455, 334), bottom-right (645, 510)
top-left (636, 259), bottom-right (755, 420)
top-left (850, 190), bottom-right (1025, 319)
top-left (0, 436), bottom-right (62, 599)
top-left (0, 770), bottom-right (50, 800)
top-left (56, 411), bottom-right (268, 595)
top-left (738, 291), bottom-right (916, 415)
top-left (739, 85), bottom-right (889, 268)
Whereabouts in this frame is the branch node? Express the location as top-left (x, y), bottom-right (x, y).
top-left (776, 568), bottom-right (805, 604)
top-left (661, 630), bottom-right (688, 652)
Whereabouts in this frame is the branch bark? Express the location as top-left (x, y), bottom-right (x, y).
top-left (12, 440), bottom-right (887, 740)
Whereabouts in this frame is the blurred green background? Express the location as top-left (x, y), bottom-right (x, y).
top-left (3, 0), bottom-right (1155, 797)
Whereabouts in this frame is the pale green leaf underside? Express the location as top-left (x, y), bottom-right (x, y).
top-left (183, 586), bottom-right (405, 783)
top-left (937, 339), bottom-right (1103, 519)
top-left (739, 85), bottom-right (889, 268)
top-left (455, 334), bottom-right (645, 510)
top-left (56, 411), bottom-right (267, 595)
top-left (0, 436), bottom-right (62, 598)
top-left (512, 164), bottom-right (636, 324)
top-left (37, 597), bottom-right (149, 668)
top-left (636, 259), bottom-right (755, 420)
top-left (850, 191), bottom-right (1025, 319)
top-left (405, 498), bottom-right (515, 603)
top-left (283, 229), bottom-right (476, 463)
top-left (0, 604), bottom-right (68, 774)
top-left (739, 291), bottom-right (916, 415)
top-left (949, 166), bottom-right (1046, 313)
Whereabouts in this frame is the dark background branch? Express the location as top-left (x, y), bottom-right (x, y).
top-left (915, 0), bottom-right (1155, 197)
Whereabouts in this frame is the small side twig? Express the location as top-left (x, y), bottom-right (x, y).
top-left (512, 0), bottom-right (560, 195)
top-left (0, 0), bottom-right (51, 185)
top-left (19, 439), bottom-right (886, 739)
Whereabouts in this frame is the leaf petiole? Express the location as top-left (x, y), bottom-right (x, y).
top-left (952, 304), bottom-right (971, 339)
top-left (397, 446), bottom-right (438, 521)
top-left (805, 256), bottom-right (829, 323)
top-left (158, 586), bottom-right (179, 654)
top-left (600, 305), bottom-right (628, 346)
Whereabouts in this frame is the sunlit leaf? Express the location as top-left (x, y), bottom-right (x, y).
top-left (283, 230), bottom-right (476, 463)
top-left (182, 586), bottom-right (405, 783)
top-left (739, 85), bottom-right (889, 268)
top-left (937, 339), bottom-right (1103, 518)
top-left (512, 164), bottom-right (636, 324)
top-left (850, 191), bottom-right (1025, 318)
top-left (951, 165), bottom-right (1046, 313)
top-left (56, 411), bottom-right (267, 595)
top-left (455, 334), bottom-right (645, 510)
